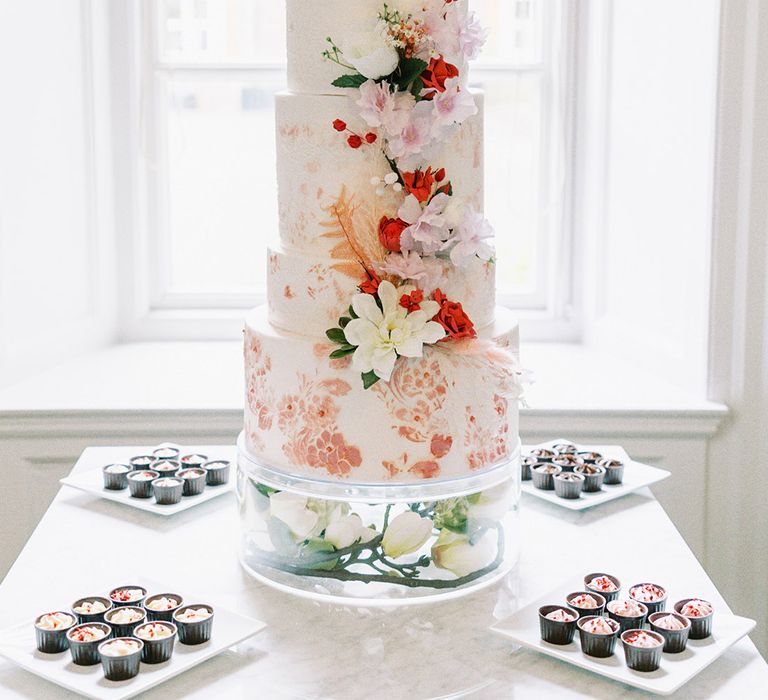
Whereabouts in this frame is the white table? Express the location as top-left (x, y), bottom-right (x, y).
top-left (0, 446), bottom-right (765, 699)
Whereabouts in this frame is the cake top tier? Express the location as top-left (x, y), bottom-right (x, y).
top-left (287, 0), bottom-right (480, 95)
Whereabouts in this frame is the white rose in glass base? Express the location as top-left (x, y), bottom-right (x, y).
top-left (269, 492), bottom-right (320, 540)
top-left (382, 510), bottom-right (433, 558)
top-left (343, 25), bottom-right (400, 80)
top-left (324, 513), bottom-right (379, 549)
top-left (431, 529), bottom-right (497, 578)
top-left (467, 483), bottom-right (511, 521)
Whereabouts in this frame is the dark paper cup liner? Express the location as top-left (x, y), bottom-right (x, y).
top-left (102, 465), bottom-right (130, 491)
top-left (607, 604), bottom-right (648, 634)
top-left (204, 460), bottom-right (231, 486)
top-left (152, 478), bottom-right (183, 505)
top-left (67, 624), bottom-right (111, 666)
top-left (104, 607), bottom-right (146, 637)
top-left (34, 613), bottom-right (76, 653)
top-left (144, 595), bottom-right (184, 622)
top-left (566, 591), bottom-right (606, 619)
top-left (99, 638), bottom-right (143, 681)
top-left (109, 587), bottom-right (147, 608)
top-left (602, 462), bottom-right (625, 485)
top-left (649, 612), bottom-right (691, 653)
top-left (621, 630), bottom-right (664, 672)
top-left (532, 465), bottom-right (561, 490)
top-left (629, 584), bottom-right (667, 615)
top-left (538, 606), bottom-right (577, 645)
top-left (71, 597), bottom-right (112, 625)
top-left (584, 573), bottom-right (621, 603)
top-left (179, 469), bottom-right (207, 496)
top-left (674, 599), bottom-right (714, 639)
top-left (129, 455), bottom-right (155, 470)
top-left (128, 472), bottom-right (159, 499)
top-left (578, 617), bottom-right (620, 657)
top-left (554, 474), bottom-right (584, 499)
top-left (520, 458), bottom-right (534, 482)
top-left (136, 623), bottom-right (177, 664)
top-left (576, 466), bottom-right (605, 492)
top-left (174, 606), bottom-right (214, 645)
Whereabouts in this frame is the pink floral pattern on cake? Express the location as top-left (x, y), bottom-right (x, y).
top-left (465, 394), bottom-right (511, 470)
top-left (244, 329), bottom-right (274, 434)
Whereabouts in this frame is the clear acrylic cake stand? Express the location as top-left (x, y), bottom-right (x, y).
top-left (236, 432), bottom-right (521, 607)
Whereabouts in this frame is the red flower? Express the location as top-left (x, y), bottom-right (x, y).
top-left (333, 119), bottom-right (347, 132)
top-left (402, 167), bottom-right (435, 203)
top-left (399, 289), bottom-right (424, 312)
top-left (435, 168), bottom-right (446, 183)
top-left (365, 132), bottom-right (378, 144)
top-left (421, 56), bottom-right (459, 100)
top-left (432, 288), bottom-right (477, 340)
top-left (347, 134), bottom-right (363, 149)
top-left (359, 270), bottom-right (380, 295)
top-left (378, 216), bottom-right (408, 252)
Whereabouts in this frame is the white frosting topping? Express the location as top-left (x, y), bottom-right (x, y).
top-left (69, 625), bottom-right (108, 643)
top-left (130, 471), bottom-right (156, 481)
top-left (73, 600), bottom-right (107, 614)
top-left (607, 599), bottom-right (645, 617)
top-left (136, 623), bottom-right (173, 640)
top-left (36, 612), bottom-right (74, 630)
top-left (680, 599), bottom-right (713, 617)
top-left (104, 464), bottom-right (130, 474)
top-left (588, 575), bottom-right (618, 592)
top-left (580, 617), bottom-right (617, 635)
top-left (653, 614), bottom-right (687, 630)
top-left (630, 583), bottom-right (666, 603)
top-left (101, 639), bottom-right (141, 656)
top-left (111, 588), bottom-right (145, 603)
top-left (146, 596), bottom-right (179, 611)
top-left (569, 594), bottom-right (600, 609)
top-left (153, 447), bottom-right (178, 458)
top-left (154, 478), bottom-right (181, 488)
top-left (624, 630), bottom-right (663, 648)
top-left (108, 608), bottom-right (143, 624)
top-left (175, 607), bottom-right (212, 622)
top-left (180, 468), bottom-right (206, 479)
top-left (544, 609), bottom-right (575, 623)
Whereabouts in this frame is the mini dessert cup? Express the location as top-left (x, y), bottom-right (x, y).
top-left (134, 621), bottom-right (177, 664)
top-left (538, 605), bottom-right (578, 645)
top-left (629, 583), bottom-right (667, 615)
top-left (34, 612), bottom-right (76, 653)
top-left (178, 467), bottom-right (207, 496)
top-left (104, 606), bottom-right (146, 637)
top-left (649, 612), bottom-right (691, 653)
top-left (532, 463), bottom-right (562, 491)
top-left (575, 464), bottom-right (606, 492)
top-left (607, 600), bottom-right (648, 634)
top-left (566, 591), bottom-right (606, 618)
top-left (552, 442), bottom-right (578, 455)
top-left (554, 472), bottom-right (584, 499)
top-left (110, 586), bottom-right (147, 608)
top-left (577, 451), bottom-right (603, 464)
top-left (129, 455), bottom-right (154, 470)
top-left (204, 460), bottom-right (231, 486)
top-left (674, 598), bottom-right (714, 639)
top-left (520, 455), bottom-right (536, 482)
top-left (530, 448), bottom-right (555, 462)
top-left (180, 453), bottom-right (208, 469)
top-left (99, 637), bottom-right (143, 681)
top-left (71, 596), bottom-right (112, 624)
top-left (577, 615), bottom-right (620, 657)
top-left (598, 458), bottom-right (625, 485)
top-left (127, 470), bottom-right (159, 499)
top-left (621, 629), bottom-right (665, 672)
top-left (584, 573), bottom-right (622, 603)
top-left (102, 464), bottom-right (131, 491)
top-left (173, 604), bottom-right (215, 645)
top-left (144, 594), bottom-right (184, 622)
top-left (552, 454), bottom-right (585, 473)
top-left (152, 446), bottom-right (180, 461)
top-left (152, 460), bottom-right (181, 478)
top-left (152, 477), bottom-right (184, 505)
top-left (67, 623), bottom-right (111, 666)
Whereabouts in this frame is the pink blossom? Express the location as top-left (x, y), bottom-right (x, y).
top-left (356, 80), bottom-right (413, 136)
top-left (431, 78), bottom-right (477, 132)
top-left (386, 101), bottom-right (434, 162)
top-left (374, 252), bottom-right (446, 294)
top-left (445, 207), bottom-right (495, 267)
top-left (458, 11), bottom-right (488, 60)
top-left (398, 192), bottom-right (451, 255)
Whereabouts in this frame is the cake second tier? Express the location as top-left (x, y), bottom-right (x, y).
top-left (244, 305), bottom-right (520, 483)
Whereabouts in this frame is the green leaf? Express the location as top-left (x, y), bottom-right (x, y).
top-left (395, 57), bottom-right (427, 91)
top-left (339, 316), bottom-right (351, 328)
top-left (362, 371), bottom-right (381, 390)
top-left (330, 346), bottom-right (356, 359)
top-left (331, 74), bottom-right (367, 89)
top-left (349, 304), bottom-right (358, 319)
top-left (326, 328), bottom-right (347, 344)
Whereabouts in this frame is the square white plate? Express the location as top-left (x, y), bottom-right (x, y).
top-left (0, 590), bottom-right (266, 700)
top-left (490, 580), bottom-right (756, 696)
top-left (521, 440), bottom-right (671, 511)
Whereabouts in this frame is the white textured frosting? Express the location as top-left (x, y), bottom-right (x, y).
top-left (73, 600), bottom-right (107, 614)
top-left (100, 639), bottom-right (141, 657)
top-left (175, 607), bottom-right (212, 622)
top-left (146, 597), bottom-right (179, 611)
top-left (107, 608), bottom-right (144, 624)
top-left (36, 612), bottom-right (74, 630)
top-left (136, 623), bottom-right (173, 640)
top-left (286, 0), bottom-right (468, 95)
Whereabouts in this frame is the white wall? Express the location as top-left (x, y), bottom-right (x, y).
top-left (0, 0), bottom-right (116, 388)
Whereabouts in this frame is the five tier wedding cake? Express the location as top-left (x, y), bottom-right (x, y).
top-left (243, 0), bottom-right (523, 485)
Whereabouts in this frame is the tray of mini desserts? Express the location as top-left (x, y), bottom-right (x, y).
top-left (520, 439), bottom-right (671, 510)
top-left (491, 571), bottom-right (756, 696)
top-left (0, 582), bottom-right (266, 700)
top-left (59, 443), bottom-right (233, 516)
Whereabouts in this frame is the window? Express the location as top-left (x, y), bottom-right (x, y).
top-left (128, 0), bottom-right (577, 337)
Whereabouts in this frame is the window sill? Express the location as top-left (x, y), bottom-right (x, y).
top-left (0, 340), bottom-right (726, 437)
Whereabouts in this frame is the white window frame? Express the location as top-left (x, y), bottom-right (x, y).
top-left (113, 0), bottom-right (584, 342)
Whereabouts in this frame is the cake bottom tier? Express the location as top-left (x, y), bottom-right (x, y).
top-left (244, 305), bottom-right (521, 484)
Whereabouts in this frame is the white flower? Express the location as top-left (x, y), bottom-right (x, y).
top-left (356, 80), bottom-right (414, 136)
top-left (269, 492), bottom-right (319, 540)
top-left (458, 11), bottom-right (488, 60)
top-left (342, 24), bottom-right (400, 80)
top-left (444, 207), bottom-right (495, 267)
top-left (467, 483), bottom-right (511, 521)
top-left (399, 193), bottom-right (451, 255)
top-left (431, 78), bottom-right (477, 132)
top-left (324, 513), bottom-right (378, 549)
top-left (431, 529), bottom-right (497, 578)
top-left (343, 280), bottom-right (445, 381)
top-left (382, 511), bottom-right (433, 558)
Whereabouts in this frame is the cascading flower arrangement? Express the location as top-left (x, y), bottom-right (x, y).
top-left (322, 0), bottom-right (496, 388)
